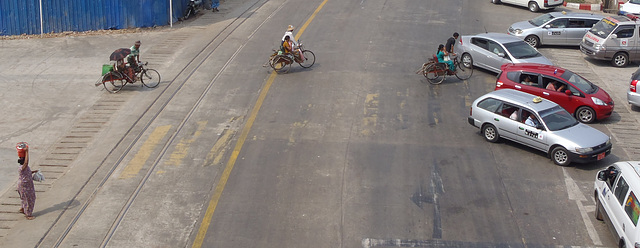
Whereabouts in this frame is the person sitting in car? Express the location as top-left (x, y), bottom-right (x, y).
top-left (523, 111), bottom-right (540, 128)
top-left (546, 81), bottom-right (565, 92)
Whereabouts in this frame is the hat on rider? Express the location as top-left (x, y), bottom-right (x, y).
top-left (135, 40), bottom-right (141, 46)
top-left (287, 25), bottom-right (294, 31)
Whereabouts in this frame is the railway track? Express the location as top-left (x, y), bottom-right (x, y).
top-left (32, 0), bottom-right (287, 246)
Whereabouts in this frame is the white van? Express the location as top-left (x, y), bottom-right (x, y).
top-left (594, 161), bottom-right (640, 248)
top-left (580, 15), bottom-right (640, 67)
top-left (492, 0), bottom-right (564, 12)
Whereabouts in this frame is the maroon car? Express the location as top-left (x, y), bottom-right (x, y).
top-left (496, 63), bottom-right (613, 123)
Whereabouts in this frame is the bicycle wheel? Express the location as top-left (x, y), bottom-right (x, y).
top-left (298, 50), bottom-right (315, 68)
top-left (425, 64), bottom-right (445, 85)
top-left (454, 60), bottom-right (473, 80)
top-left (270, 55), bottom-right (291, 73)
top-left (102, 71), bottom-right (125, 93)
top-left (140, 69), bottom-right (161, 88)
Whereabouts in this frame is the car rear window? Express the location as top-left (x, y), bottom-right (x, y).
top-left (506, 71), bottom-right (519, 83)
top-left (477, 98), bottom-right (501, 113)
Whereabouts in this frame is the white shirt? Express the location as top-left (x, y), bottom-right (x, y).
top-left (525, 116), bottom-right (538, 127)
top-left (282, 31), bottom-right (298, 47)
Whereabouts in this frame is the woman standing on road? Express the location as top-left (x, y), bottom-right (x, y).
top-left (17, 142), bottom-right (36, 220)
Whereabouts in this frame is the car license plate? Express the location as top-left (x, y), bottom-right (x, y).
top-left (597, 152), bottom-right (605, 160)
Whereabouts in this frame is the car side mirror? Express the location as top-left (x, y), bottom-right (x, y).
top-left (611, 34), bottom-right (618, 39)
top-left (597, 171), bottom-right (607, 181)
top-left (536, 123), bottom-right (544, 130)
top-left (564, 90), bottom-right (572, 96)
top-left (497, 52), bottom-right (505, 58)
top-left (545, 25), bottom-right (551, 29)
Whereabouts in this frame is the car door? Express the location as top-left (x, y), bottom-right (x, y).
top-left (485, 40), bottom-right (512, 72)
top-left (515, 109), bottom-right (547, 151)
top-left (493, 102), bottom-right (520, 141)
top-left (541, 18), bottom-right (568, 45)
top-left (470, 37), bottom-right (490, 69)
top-left (514, 72), bottom-right (543, 96)
top-left (608, 25), bottom-right (636, 59)
top-left (604, 175), bottom-right (633, 243)
top-left (566, 18), bottom-right (592, 45)
top-left (541, 76), bottom-right (582, 114)
top-left (621, 190), bottom-right (640, 244)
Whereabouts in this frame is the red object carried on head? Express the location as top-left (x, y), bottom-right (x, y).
top-left (16, 142), bottom-right (28, 158)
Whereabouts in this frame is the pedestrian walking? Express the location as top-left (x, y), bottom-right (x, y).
top-left (211, 0), bottom-right (220, 12)
top-left (16, 142), bottom-right (37, 220)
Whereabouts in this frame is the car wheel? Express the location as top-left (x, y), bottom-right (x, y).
top-left (461, 53), bottom-right (473, 68)
top-left (612, 52), bottom-right (629, 67)
top-left (576, 106), bottom-right (596, 124)
top-left (551, 146), bottom-right (571, 166)
top-left (524, 35), bottom-right (540, 48)
top-left (482, 124), bottom-right (499, 143)
top-left (595, 193), bottom-right (604, 221)
top-left (492, 0), bottom-right (501, 3)
top-left (528, 1), bottom-right (540, 12)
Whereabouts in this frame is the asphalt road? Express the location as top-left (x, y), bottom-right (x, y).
top-left (0, 0), bottom-right (637, 247)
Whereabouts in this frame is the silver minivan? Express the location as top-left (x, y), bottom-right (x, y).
top-left (580, 15), bottom-right (640, 67)
top-left (468, 89), bottom-right (612, 166)
top-left (508, 12), bottom-right (603, 47)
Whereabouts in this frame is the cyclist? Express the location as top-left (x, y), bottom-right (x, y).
top-left (445, 32), bottom-right (459, 56)
top-left (282, 25), bottom-right (298, 47)
top-left (127, 41), bottom-right (141, 81)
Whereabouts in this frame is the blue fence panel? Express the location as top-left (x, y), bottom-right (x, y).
top-left (1, 0), bottom-right (189, 36)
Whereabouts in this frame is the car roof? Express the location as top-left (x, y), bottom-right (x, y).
top-left (481, 89), bottom-right (558, 112)
top-left (609, 15), bottom-right (636, 23)
top-left (502, 63), bottom-right (568, 77)
top-left (613, 161), bottom-right (640, 185)
top-left (547, 12), bottom-right (603, 19)
top-left (470, 33), bottom-right (523, 43)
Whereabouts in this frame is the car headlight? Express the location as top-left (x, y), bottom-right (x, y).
top-left (575, 147), bottom-right (593, 153)
top-left (592, 97), bottom-right (607, 106)
top-left (514, 29), bottom-right (523, 35)
top-left (594, 43), bottom-right (604, 50)
top-left (606, 138), bottom-right (611, 146)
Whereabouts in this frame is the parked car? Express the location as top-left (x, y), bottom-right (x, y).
top-left (496, 63), bottom-right (614, 123)
top-left (629, 66), bottom-right (640, 107)
top-left (491, 0), bottom-right (564, 12)
top-left (620, 0), bottom-right (640, 15)
top-left (594, 161), bottom-right (640, 248)
top-left (507, 12), bottom-right (603, 47)
top-left (468, 89), bottom-right (611, 166)
top-left (455, 33), bottom-right (553, 73)
top-left (580, 14), bottom-right (640, 67)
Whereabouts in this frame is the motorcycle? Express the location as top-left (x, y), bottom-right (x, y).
top-left (182, 0), bottom-right (202, 21)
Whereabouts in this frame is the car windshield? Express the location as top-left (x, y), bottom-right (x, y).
top-left (539, 106), bottom-right (579, 131)
top-left (529, 14), bottom-right (555, 26)
top-left (590, 17), bottom-right (618, 38)
top-left (560, 70), bottom-right (598, 94)
top-left (503, 41), bottom-right (541, 59)
top-left (630, 0), bottom-right (640, 4)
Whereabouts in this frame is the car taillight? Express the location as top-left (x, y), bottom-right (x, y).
top-left (470, 107), bottom-right (472, 116)
top-left (631, 80), bottom-right (638, 93)
top-left (496, 81), bottom-right (503, 87)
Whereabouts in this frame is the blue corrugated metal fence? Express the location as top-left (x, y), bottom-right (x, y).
top-left (0, 0), bottom-right (189, 36)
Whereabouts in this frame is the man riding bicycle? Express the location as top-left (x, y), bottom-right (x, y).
top-left (127, 41), bottom-right (141, 81)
